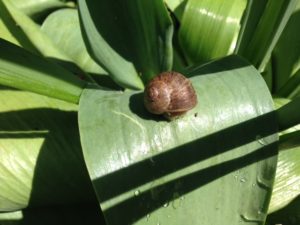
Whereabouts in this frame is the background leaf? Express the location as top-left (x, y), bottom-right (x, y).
top-left (266, 195), bottom-right (300, 225)
top-left (235, 0), bottom-right (269, 55)
top-left (41, 9), bottom-right (107, 76)
top-left (164, 0), bottom-right (187, 21)
top-left (0, 39), bottom-right (86, 103)
top-left (79, 56), bottom-right (278, 225)
top-left (239, 0), bottom-right (298, 71)
top-left (78, 0), bottom-right (173, 89)
top-left (11, 0), bottom-right (72, 21)
top-left (268, 98), bottom-right (300, 213)
top-left (0, 87), bottom-right (95, 211)
top-left (272, 1), bottom-right (300, 97)
top-left (179, 0), bottom-right (247, 64)
top-left (0, 1), bottom-right (38, 52)
top-left (1, 0), bottom-right (69, 59)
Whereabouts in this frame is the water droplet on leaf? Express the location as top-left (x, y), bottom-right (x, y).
top-left (241, 213), bottom-right (264, 222)
top-left (256, 135), bottom-right (266, 146)
top-left (240, 177), bottom-right (246, 183)
top-left (146, 214), bottom-right (150, 221)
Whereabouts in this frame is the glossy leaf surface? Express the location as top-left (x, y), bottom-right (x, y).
top-left (179, 0), bottom-right (247, 64)
top-left (79, 56), bottom-right (278, 225)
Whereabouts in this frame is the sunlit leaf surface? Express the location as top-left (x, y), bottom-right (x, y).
top-left (179, 0), bottom-right (246, 64)
top-left (268, 98), bottom-right (300, 213)
top-left (41, 9), bottom-right (107, 76)
top-left (11, 0), bottom-right (70, 19)
top-left (79, 56), bottom-right (278, 225)
top-left (0, 88), bottom-right (95, 211)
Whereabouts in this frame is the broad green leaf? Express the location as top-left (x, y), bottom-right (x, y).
top-left (78, 0), bottom-right (173, 89)
top-left (179, 0), bottom-right (247, 64)
top-left (277, 97), bottom-right (300, 132)
top-left (1, 0), bottom-right (71, 60)
top-left (235, 0), bottom-right (269, 55)
top-left (0, 18), bottom-right (20, 46)
top-left (1, 0), bottom-right (94, 82)
top-left (79, 56), bottom-right (278, 225)
top-left (0, 204), bottom-right (103, 225)
top-left (268, 98), bottom-right (300, 213)
top-left (0, 39), bottom-right (86, 103)
top-left (11, 0), bottom-right (71, 20)
top-left (266, 195), bottom-right (300, 225)
top-left (164, 0), bottom-right (187, 21)
top-left (41, 9), bottom-right (108, 76)
top-left (273, 2), bottom-right (300, 96)
top-left (172, 30), bottom-right (188, 71)
top-left (0, 88), bottom-right (95, 211)
top-left (240, 0), bottom-right (298, 71)
top-left (261, 60), bottom-right (273, 92)
top-left (164, 0), bottom-right (185, 11)
top-left (0, 1), bottom-right (37, 52)
top-left (277, 69), bottom-right (300, 99)
top-left (269, 139), bottom-right (300, 213)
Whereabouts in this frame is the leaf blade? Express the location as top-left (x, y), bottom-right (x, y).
top-left (79, 56), bottom-right (278, 225)
top-left (78, 0), bottom-right (174, 88)
top-left (0, 39), bottom-right (86, 103)
top-left (179, 0), bottom-right (247, 64)
top-left (0, 88), bottom-right (95, 211)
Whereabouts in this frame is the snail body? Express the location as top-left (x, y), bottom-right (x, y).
top-left (144, 71), bottom-right (197, 119)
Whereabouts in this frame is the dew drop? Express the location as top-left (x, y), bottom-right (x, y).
top-left (241, 213), bottom-right (264, 222)
top-left (240, 177), bottom-right (247, 183)
top-left (172, 198), bottom-right (180, 209)
top-left (256, 135), bottom-right (266, 146)
top-left (257, 176), bottom-right (272, 189)
top-left (163, 202), bottom-right (169, 208)
top-left (134, 190), bottom-right (140, 196)
top-left (146, 214), bottom-right (150, 221)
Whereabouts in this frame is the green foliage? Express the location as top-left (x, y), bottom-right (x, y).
top-left (0, 0), bottom-right (300, 224)
top-left (0, 39), bottom-right (86, 103)
top-left (0, 88), bottom-right (95, 212)
top-left (179, 0), bottom-right (247, 64)
top-left (78, 0), bottom-right (173, 89)
top-left (79, 56), bottom-right (278, 225)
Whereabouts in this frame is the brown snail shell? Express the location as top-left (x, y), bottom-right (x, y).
top-left (144, 71), bottom-right (197, 119)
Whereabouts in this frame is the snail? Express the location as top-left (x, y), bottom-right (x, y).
top-left (144, 71), bottom-right (197, 120)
